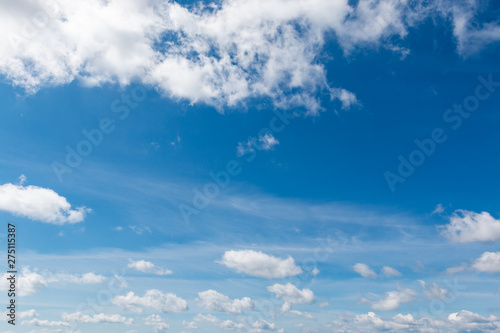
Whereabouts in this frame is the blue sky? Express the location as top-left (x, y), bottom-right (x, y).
top-left (0, 0), bottom-right (500, 332)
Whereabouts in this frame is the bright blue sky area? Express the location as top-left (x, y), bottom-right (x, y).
top-left (0, 0), bottom-right (500, 332)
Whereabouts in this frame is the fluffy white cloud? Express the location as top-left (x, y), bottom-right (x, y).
top-left (144, 314), bottom-right (169, 333)
top-left (268, 282), bottom-right (315, 316)
top-left (112, 289), bottom-right (188, 313)
top-left (360, 288), bottom-right (416, 311)
top-left (472, 252), bottom-right (500, 273)
top-left (440, 210), bottom-right (500, 243)
top-left (197, 290), bottom-right (254, 314)
top-left (330, 310), bottom-right (500, 332)
top-left (127, 259), bottom-right (172, 275)
top-left (219, 250), bottom-right (302, 278)
top-left (2, 0), bottom-right (496, 113)
top-left (0, 267), bottom-right (106, 296)
top-left (62, 312), bottom-right (133, 325)
top-left (382, 266), bottom-right (401, 277)
top-left (21, 318), bottom-right (70, 327)
top-left (353, 263), bottom-right (377, 278)
top-left (19, 309), bottom-right (38, 319)
top-left (0, 182), bottom-right (89, 224)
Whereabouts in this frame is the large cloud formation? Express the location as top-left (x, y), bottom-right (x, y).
top-left (1, 0), bottom-right (499, 113)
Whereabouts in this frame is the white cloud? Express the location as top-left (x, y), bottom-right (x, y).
top-left (127, 259), bottom-right (173, 275)
top-left (20, 309), bottom-right (38, 319)
top-left (440, 210), bottom-right (500, 243)
top-left (382, 266), bottom-right (401, 277)
top-left (360, 288), bottom-right (416, 311)
top-left (418, 280), bottom-right (449, 300)
top-left (194, 314), bottom-right (244, 330)
top-left (21, 318), bottom-right (70, 327)
top-left (472, 252), bottom-right (500, 273)
top-left (0, 267), bottom-right (106, 296)
top-left (218, 250), bottom-right (302, 278)
top-left (144, 314), bottom-right (169, 333)
top-left (268, 282), bottom-right (315, 316)
top-left (353, 263), bottom-right (377, 278)
top-left (236, 133), bottom-right (280, 157)
top-left (0, 183), bottom-right (89, 224)
top-left (129, 224), bottom-right (151, 235)
top-left (445, 262), bottom-right (469, 275)
top-left (197, 290), bottom-right (254, 314)
top-left (432, 203), bottom-right (445, 214)
top-left (6, 0), bottom-right (498, 114)
top-left (62, 312), bottom-right (133, 325)
top-left (112, 289), bottom-right (188, 313)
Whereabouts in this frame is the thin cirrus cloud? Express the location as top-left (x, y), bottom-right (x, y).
top-left (439, 210), bottom-right (500, 243)
top-left (197, 290), bottom-right (254, 314)
top-left (127, 259), bottom-right (173, 276)
top-left (0, 181), bottom-right (90, 224)
top-left (1, 0), bottom-right (498, 113)
top-left (217, 249), bottom-right (303, 278)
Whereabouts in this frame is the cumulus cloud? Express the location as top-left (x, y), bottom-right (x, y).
top-left (62, 312), bottom-right (133, 325)
top-left (144, 314), bottom-right (169, 333)
top-left (197, 290), bottom-right (254, 314)
top-left (0, 182), bottom-right (89, 224)
top-left (440, 210), bottom-right (500, 243)
top-left (0, 267), bottom-right (106, 296)
top-left (112, 289), bottom-right (188, 313)
top-left (353, 263), bottom-right (377, 278)
top-left (2, 0), bottom-right (496, 113)
top-left (268, 282), bottom-right (315, 317)
top-left (472, 252), bottom-right (500, 273)
top-left (127, 259), bottom-right (172, 275)
top-left (331, 310), bottom-right (500, 332)
top-left (218, 250), bottom-right (302, 278)
top-left (21, 318), bottom-right (70, 327)
top-left (360, 288), bottom-right (416, 311)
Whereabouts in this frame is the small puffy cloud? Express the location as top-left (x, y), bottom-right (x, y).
top-left (144, 314), bottom-right (169, 333)
top-left (21, 318), bottom-right (70, 327)
top-left (0, 183), bottom-right (90, 224)
top-left (353, 263), bottom-right (377, 278)
top-left (0, 267), bottom-right (47, 296)
top-left (127, 259), bottom-right (172, 276)
top-left (112, 289), bottom-right (188, 313)
top-left (440, 210), bottom-right (500, 243)
top-left (197, 290), bottom-right (254, 314)
top-left (0, 267), bottom-right (106, 296)
top-left (382, 266), bottom-right (401, 277)
top-left (268, 282), bottom-right (314, 315)
top-left (472, 252), bottom-right (500, 273)
top-left (236, 133), bottom-right (279, 157)
top-left (445, 263), bottom-right (469, 275)
top-left (19, 309), bottom-right (38, 319)
top-left (218, 250), bottom-right (302, 278)
top-left (62, 312), bottom-right (133, 325)
top-left (418, 280), bottom-right (449, 300)
top-left (360, 288), bottom-right (416, 311)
